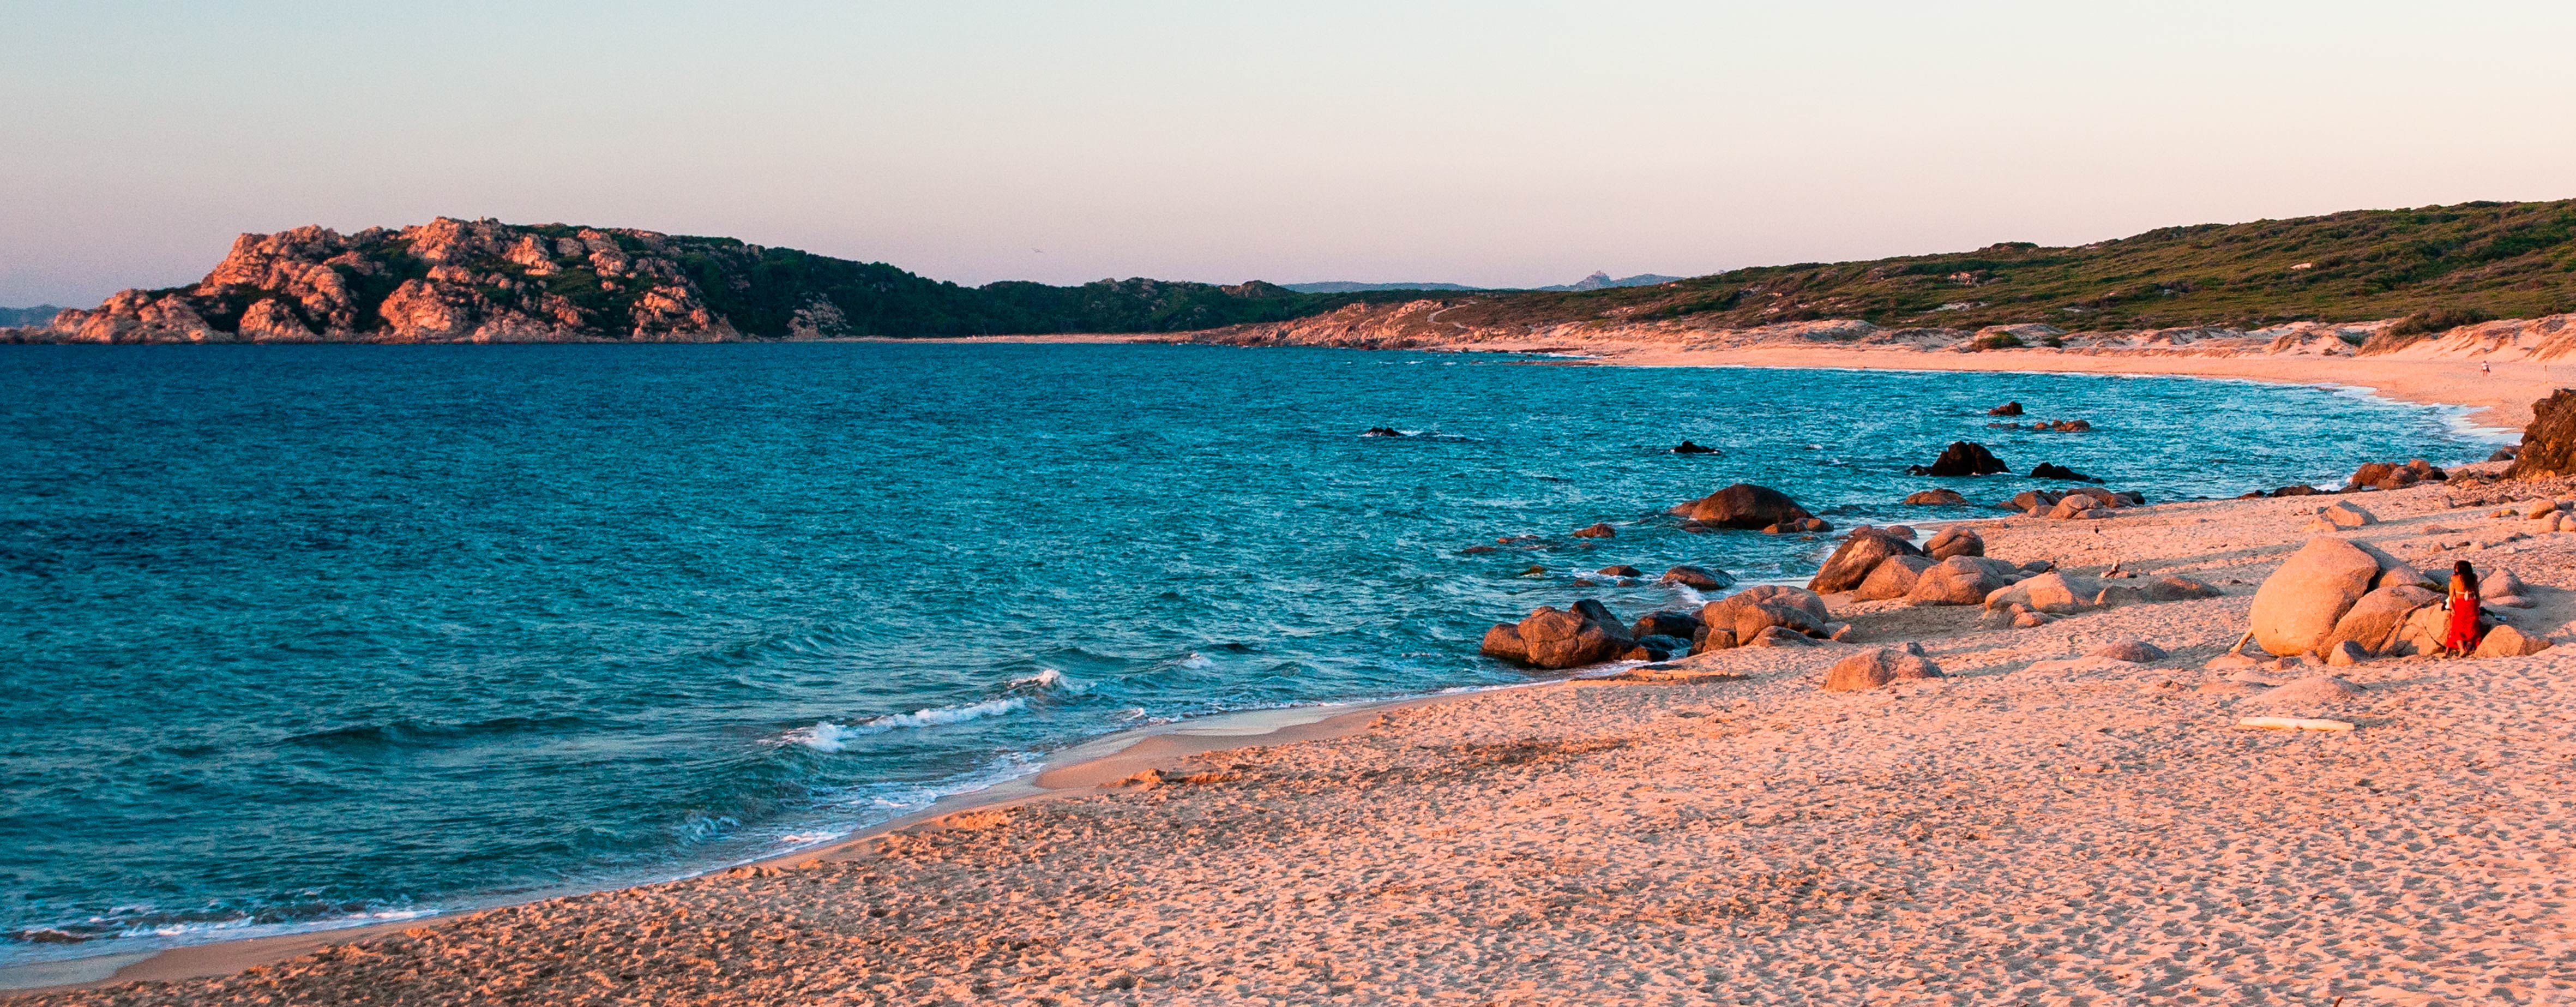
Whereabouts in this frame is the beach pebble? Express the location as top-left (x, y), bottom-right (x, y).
top-left (2087, 640), bottom-right (2168, 663)
top-left (2474, 624), bottom-right (2551, 658)
top-left (1821, 647), bottom-right (1945, 692)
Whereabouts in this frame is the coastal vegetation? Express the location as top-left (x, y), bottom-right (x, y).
top-left (1424, 199), bottom-right (2576, 334)
top-left (14, 200), bottom-right (2575, 343)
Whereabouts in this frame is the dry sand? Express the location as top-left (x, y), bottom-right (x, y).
top-left (20, 467), bottom-right (2576, 1004)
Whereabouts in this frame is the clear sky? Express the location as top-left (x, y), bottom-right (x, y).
top-left (4, 1), bottom-right (2573, 306)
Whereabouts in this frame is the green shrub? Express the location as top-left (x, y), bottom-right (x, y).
top-left (2361, 305), bottom-right (2492, 353)
top-left (1971, 333), bottom-right (2025, 351)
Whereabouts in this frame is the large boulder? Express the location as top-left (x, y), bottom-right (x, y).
top-left (1925, 526), bottom-right (1984, 559)
top-left (2508, 391), bottom-right (2576, 478)
top-left (1510, 600), bottom-right (1634, 669)
top-left (1632, 609), bottom-right (1704, 640)
top-left (1674, 483), bottom-right (1813, 529)
top-left (2007, 489), bottom-right (2066, 512)
top-left (2249, 537), bottom-right (2382, 656)
top-left (1905, 555), bottom-right (2021, 606)
top-left (1988, 401), bottom-right (2024, 416)
top-left (1910, 441), bottom-right (2008, 477)
top-left (1808, 529), bottom-right (1925, 593)
top-left (1821, 647), bottom-right (1945, 692)
top-left (1479, 624), bottom-right (1528, 663)
top-left (2319, 584), bottom-right (2441, 657)
top-left (1984, 571), bottom-right (2103, 614)
top-left (1701, 585), bottom-right (1839, 644)
top-left (2476, 624), bottom-right (2551, 657)
top-left (1852, 554), bottom-right (1937, 601)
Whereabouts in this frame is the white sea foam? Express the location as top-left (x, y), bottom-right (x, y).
top-left (785, 697), bottom-right (1030, 752)
top-left (1008, 668), bottom-right (1088, 694)
top-left (1175, 652), bottom-right (1213, 670)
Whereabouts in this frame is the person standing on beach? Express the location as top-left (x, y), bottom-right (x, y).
top-left (2443, 560), bottom-right (2485, 656)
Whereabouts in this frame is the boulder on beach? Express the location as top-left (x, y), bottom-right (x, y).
top-left (1671, 440), bottom-right (1720, 454)
top-left (2319, 584), bottom-right (2440, 657)
top-left (1988, 401), bottom-right (2024, 416)
top-left (1658, 565), bottom-right (1734, 590)
top-left (1821, 646), bottom-right (1943, 692)
top-left (2029, 462), bottom-right (2102, 483)
top-left (2475, 624), bottom-right (2552, 657)
top-left (2315, 502), bottom-right (2376, 528)
top-left (1479, 624), bottom-right (1528, 663)
top-left (1925, 525), bottom-right (1984, 560)
top-left (1701, 585), bottom-right (1840, 645)
top-left (2047, 495), bottom-right (2111, 520)
top-left (1674, 483), bottom-right (1813, 530)
top-left (1853, 554), bottom-right (1937, 601)
top-left (1511, 600), bottom-right (1634, 669)
top-left (1571, 522), bottom-right (1617, 539)
top-left (2249, 537), bottom-right (2381, 656)
top-left (1905, 488), bottom-right (1970, 506)
top-left (1986, 571), bottom-right (2104, 614)
top-left (2482, 569), bottom-right (2529, 601)
top-left (1905, 555), bottom-right (2021, 606)
top-left (1808, 529), bottom-right (1924, 593)
top-left (1909, 441), bottom-right (2009, 477)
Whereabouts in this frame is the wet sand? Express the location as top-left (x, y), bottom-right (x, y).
top-left (19, 466), bottom-right (2576, 1004)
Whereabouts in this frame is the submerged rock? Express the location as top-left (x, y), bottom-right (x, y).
top-left (1909, 441), bottom-right (2009, 477)
top-left (1671, 440), bottom-right (1720, 454)
top-left (1658, 565), bottom-right (1735, 590)
top-left (1904, 488), bottom-right (1969, 506)
top-left (2029, 462), bottom-right (2101, 482)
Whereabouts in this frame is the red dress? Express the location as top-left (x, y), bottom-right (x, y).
top-left (2445, 582), bottom-right (2484, 654)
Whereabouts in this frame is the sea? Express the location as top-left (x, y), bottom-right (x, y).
top-left (0, 341), bottom-right (2496, 972)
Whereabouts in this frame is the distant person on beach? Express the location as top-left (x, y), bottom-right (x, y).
top-left (2484, 362), bottom-right (2491, 374)
top-left (2444, 560), bottom-right (2485, 656)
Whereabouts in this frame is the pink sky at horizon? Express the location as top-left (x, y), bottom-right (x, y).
top-left (4, 1), bottom-right (2573, 307)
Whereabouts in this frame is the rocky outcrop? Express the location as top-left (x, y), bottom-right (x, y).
top-left (1700, 586), bottom-right (1841, 646)
top-left (2508, 390), bottom-right (2576, 479)
top-left (2345, 459), bottom-right (2447, 491)
top-left (16, 218), bottom-right (1367, 344)
top-left (1925, 526), bottom-right (1983, 560)
top-left (1490, 600), bottom-right (1634, 669)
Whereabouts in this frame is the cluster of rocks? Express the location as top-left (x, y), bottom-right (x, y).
top-left (2346, 459), bottom-right (2447, 491)
top-left (2243, 535), bottom-right (2549, 663)
top-left (1670, 483), bottom-right (1831, 534)
top-left (2007, 486), bottom-right (2145, 519)
top-left (1981, 568), bottom-right (2221, 628)
top-left (1907, 441), bottom-right (2008, 477)
top-left (1988, 419), bottom-right (2093, 433)
top-left (1480, 585), bottom-right (1852, 670)
top-left (2485, 497), bottom-right (2576, 536)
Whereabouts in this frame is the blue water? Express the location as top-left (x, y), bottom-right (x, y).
top-left (0, 343), bottom-right (2485, 965)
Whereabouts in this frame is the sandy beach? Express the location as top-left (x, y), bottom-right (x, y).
top-left (20, 437), bottom-right (2576, 1002)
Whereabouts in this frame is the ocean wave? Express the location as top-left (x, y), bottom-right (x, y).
top-left (783, 697), bottom-right (1030, 753)
top-left (1007, 668), bottom-right (1088, 695)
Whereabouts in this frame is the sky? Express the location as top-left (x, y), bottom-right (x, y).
top-left (4, 1), bottom-right (2574, 307)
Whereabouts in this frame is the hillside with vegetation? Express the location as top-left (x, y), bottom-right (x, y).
top-left (1411, 200), bottom-right (2576, 337)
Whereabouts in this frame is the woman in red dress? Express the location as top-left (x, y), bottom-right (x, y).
top-left (2443, 560), bottom-right (2485, 656)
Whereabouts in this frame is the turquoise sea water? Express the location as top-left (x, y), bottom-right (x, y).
top-left (0, 343), bottom-right (2486, 968)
